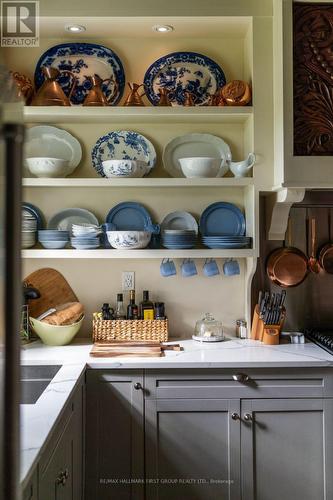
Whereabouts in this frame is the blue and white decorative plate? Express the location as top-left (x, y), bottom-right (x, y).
top-left (22, 203), bottom-right (45, 230)
top-left (144, 51), bottom-right (226, 106)
top-left (91, 130), bottom-right (156, 178)
top-left (199, 202), bottom-right (246, 236)
top-left (34, 43), bottom-right (125, 105)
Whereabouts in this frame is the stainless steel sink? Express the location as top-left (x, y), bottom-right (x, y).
top-left (21, 365), bottom-right (62, 404)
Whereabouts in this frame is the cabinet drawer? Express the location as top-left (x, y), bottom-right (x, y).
top-left (145, 368), bottom-right (333, 399)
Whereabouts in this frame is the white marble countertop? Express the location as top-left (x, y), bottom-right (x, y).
top-left (20, 337), bottom-right (333, 487)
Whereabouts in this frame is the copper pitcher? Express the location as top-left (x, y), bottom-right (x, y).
top-left (157, 87), bottom-right (172, 106)
top-left (183, 91), bottom-right (197, 106)
top-left (31, 67), bottom-right (77, 106)
top-left (11, 71), bottom-right (34, 105)
top-left (124, 83), bottom-right (145, 106)
top-left (83, 75), bottom-right (118, 106)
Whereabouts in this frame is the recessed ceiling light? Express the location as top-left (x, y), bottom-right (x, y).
top-left (152, 24), bottom-right (174, 33)
top-left (65, 24), bottom-right (86, 33)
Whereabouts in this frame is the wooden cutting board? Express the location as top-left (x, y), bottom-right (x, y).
top-left (90, 344), bottom-right (163, 357)
top-left (23, 268), bottom-right (78, 319)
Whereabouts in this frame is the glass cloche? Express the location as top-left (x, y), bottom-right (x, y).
top-left (192, 313), bottom-right (224, 342)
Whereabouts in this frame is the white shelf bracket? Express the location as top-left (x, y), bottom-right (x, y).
top-left (266, 188), bottom-right (305, 240)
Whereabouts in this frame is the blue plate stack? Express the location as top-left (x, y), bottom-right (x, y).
top-left (38, 230), bottom-right (69, 249)
top-left (200, 202), bottom-right (251, 249)
top-left (162, 230), bottom-right (197, 249)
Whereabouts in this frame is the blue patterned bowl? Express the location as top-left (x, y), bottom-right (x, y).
top-left (102, 159), bottom-right (148, 178)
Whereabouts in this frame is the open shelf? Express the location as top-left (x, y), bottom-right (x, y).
top-left (23, 177), bottom-right (254, 188)
top-left (22, 249), bottom-right (255, 259)
top-left (23, 106), bottom-right (253, 124)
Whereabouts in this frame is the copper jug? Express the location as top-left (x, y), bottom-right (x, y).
top-left (157, 87), bottom-right (172, 106)
top-left (31, 66), bottom-right (77, 106)
top-left (183, 91), bottom-right (197, 106)
top-left (11, 71), bottom-right (34, 104)
top-left (83, 75), bottom-right (118, 106)
top-left (124, 83), bottom-right (145, 106)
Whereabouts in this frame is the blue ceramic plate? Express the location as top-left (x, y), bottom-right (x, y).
top-left (34, 43), bottom-right (125, 105)
top-left (200, 202), bottom-right (246, 236)
top-left (22, 203), bottom-right (44, 229)
top-left (144, 51), bottom-right (226, 106)
top-left (91, 130), bottom-right (156, 178)
top-left (48, 208), bottom-right (99, 235)
top-left (106, 202), bottom-right (155, 232)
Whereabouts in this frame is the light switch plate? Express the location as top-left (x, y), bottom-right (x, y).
top-left (122, 271), bottom-right (135, 291)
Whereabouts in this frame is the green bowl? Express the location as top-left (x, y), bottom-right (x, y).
top-left (30, 315), bottom-right (84, 346)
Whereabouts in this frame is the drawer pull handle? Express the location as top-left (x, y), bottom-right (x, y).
top-left (56, 469), bottom-right (68, 486)
top-left (244, 413), bottom-right (253, 422)
top-left (232, 373), bottom-right (249, 383)
top-left (231, 412), bottom-right (240, 421)
top-left (134, 382), bottom-right (142, 390)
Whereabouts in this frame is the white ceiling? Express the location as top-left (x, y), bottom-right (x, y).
top-left (39, 16), bottom-right (251, 39)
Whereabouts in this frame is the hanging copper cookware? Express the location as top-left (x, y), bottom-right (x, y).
top-left (266, 218), bottom-right (308, 288)
top-left (318, 209), bottom-right (333, 274)
top-left (308, 216), bottom-right (321, 274)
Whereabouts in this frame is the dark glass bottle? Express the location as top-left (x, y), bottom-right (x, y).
top-left (127, 290), bottom-right (139, 320)
top-left (101, 303), bottom-right (113, 320)
top-left (140, 290), bottom-right (155, 320)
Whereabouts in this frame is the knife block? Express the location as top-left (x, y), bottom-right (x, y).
top-left (250, 304), bottom-right (285, 344)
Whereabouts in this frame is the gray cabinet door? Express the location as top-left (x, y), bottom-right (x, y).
top-left (145, 398), bottom-right (241, 500)
top-left (241, 398), bottom-right (333, 500)
top-left (85, 370), bottom-right (144, 500)
top-left (39, 411), bottom-right (75, 500)
top-left (22, 469), bottom-right (38, 500)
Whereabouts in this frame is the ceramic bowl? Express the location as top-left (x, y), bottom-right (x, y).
top-left (39, 240), bottom-right (68, 249)
top-left (106, 231), bottom-right (151, 249)
top-left (102, 160), bottom-right (148, 178)
top-left (179, 157), bottom-right (226, 178)
top-left (30, 316), bottom-right (84, 346)
top-left (25, 157), bottom-right (74, 178)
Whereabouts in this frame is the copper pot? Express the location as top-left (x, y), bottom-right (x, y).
top-left (318, 209), bottom-right (333, 274)
top-left (266, 218), bottom-right (308, 288)
top-left (220, 80), bottom-right (252, 106)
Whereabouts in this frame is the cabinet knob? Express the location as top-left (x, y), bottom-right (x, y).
top-left (232, 373), bottom-right (249, 383)
top-left (134, 382), bottom-right (142, 390)
top-left (243, 413), bottom-right (253, 422)
top-left (56, 470), bottom-right (67, 486)
top-left (231, 412), bottom-right (240, 420)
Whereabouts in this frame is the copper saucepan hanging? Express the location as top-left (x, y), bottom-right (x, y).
top-left (318, 208), bottom-right (333, 274)
top-left (266, 217), bottom-right (308, 288)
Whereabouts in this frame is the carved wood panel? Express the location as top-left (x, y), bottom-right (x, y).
top-left (293, 2), bottom-right (333, 155)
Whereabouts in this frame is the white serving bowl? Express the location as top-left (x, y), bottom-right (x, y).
top-left (25, 157), bottom-right (74, 178)
top-left (106, 231), bottom-right (151, 249)
top-left (179, 157), bottom-right (227, 178)
top-left (102, 160), bottom-right (148, 178)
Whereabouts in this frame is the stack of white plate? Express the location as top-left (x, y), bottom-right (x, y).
top-left (162, 230), bottom-right (197, 249)
top-left (71, 223), bottom-right (101, 249)
top-left (22, 212), bottom-right (37, 248)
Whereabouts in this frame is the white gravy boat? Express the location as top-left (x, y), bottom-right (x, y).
top-left (228, 153), bottom-right (256, 178)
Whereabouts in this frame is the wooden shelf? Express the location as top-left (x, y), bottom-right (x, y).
top-left (24, 106), bottom-right (253, 124)
top-left (23, 177), bottom-right (254, 188)
top-left (22, 249), bottom-right (255, 259)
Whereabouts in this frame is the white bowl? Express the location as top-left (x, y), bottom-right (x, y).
top-left (25, 157), bottom-right (74, 178)
top-left (102, 160), bottom-right (148, 178)
top-left (106, 231), bottom-right (151, 249)
top-left (179, 157), bottom-right (227, 178)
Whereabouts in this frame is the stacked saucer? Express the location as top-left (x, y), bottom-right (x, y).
top-left (71, 223), bottom-right (100, 249)
top-left (202, 235), bottom-right (252, 249)
top-left (22, 211), bottom-right (37, 248)
top-left (162, 230), bottom-right (197, 249)
top-left (38, 230), bottom-right (69, 249)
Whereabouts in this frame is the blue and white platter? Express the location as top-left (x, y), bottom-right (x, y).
top-left (91, 130), bottom-right (156, 178)
top-left (200, 202), bottom-right (246, 236)
top-left (106, 202), bottom-right (159, 233)
top-left (34, 43), bottom-right (125, 105)
top-left (144, 51), bottom-right (226, 106)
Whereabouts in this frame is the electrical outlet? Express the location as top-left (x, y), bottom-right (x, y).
top-left (122, 271), bottom-right (135, 291)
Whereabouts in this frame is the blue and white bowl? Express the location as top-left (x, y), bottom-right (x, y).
top-left (102, 160), bottom-right (149, 178)
top-left (107, 231), bottom-right (151, 249)
top-left (39, 240), bottom-right (68, 249)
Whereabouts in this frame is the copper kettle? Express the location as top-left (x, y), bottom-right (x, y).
top-left (83, 75), bottom-right (118, 106)
top-left (124, 83), bottom-right (145, 106)
top-left (157, 88), bottom-right (172, 106)
top-left (31, 66), bottom-right (77, 106)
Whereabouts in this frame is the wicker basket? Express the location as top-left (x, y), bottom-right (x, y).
top-left (92, 316), bottom-right (168, 342)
